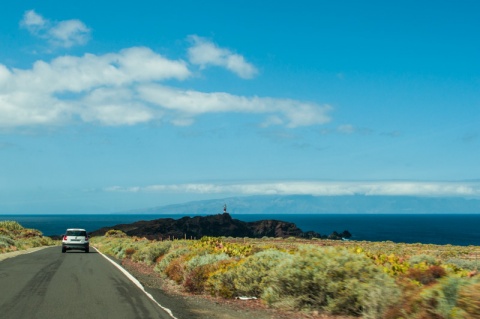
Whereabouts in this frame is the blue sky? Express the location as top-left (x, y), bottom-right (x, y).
top-left (1, 1), bottom-right (479, 214)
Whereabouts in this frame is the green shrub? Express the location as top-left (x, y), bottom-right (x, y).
top-left (194, 237), bottom-right (254, 257)
top-left (91, 237), bottom-right (124, 256)
top-left (262, 246), bottom-right (400, 318)
top-left (206, 249), bottom-right (290, 298)
top-left (184, 263), bottom-right (219, 294)
top-left (0, 235), bottom-right (15, 248)
top-left (87, 232), bottom-right (480, 318)
top-left (457, 280), bottom-right (480, 317)
top-left (18, 236), bottom-right (55, 248)
top-left (165, 257), bottom-right (186, 284)
top-left (446, 258), bottom-right (480, 271)
top-left (407, 265), bottom-right (447, 285)
top-left (419, 276), bottom-right (471, 318)
top-left (111, 244), bottom-right (127, 259)
top-left (410, 254), bottom-right (439, 266)
top-left (408, 276), bottom-right (480, 318)
top-left (0, 220), bottom-right (55, 252)
top-left (185, 252), bottom-right (230, 273)
top-left (19, 228), bottom-right (43, 238)
top-left (0, 221), bottom-right (24, 231)
top-left (133, 241), bottom-right (172, 265)
top-left (105, 229), bottom-right (127, 238)
top-left (234, 249), bottom-right (291, 297)
top-left (206, 259), bottom-right (239, 298)
top-left (154, 246), bottom-right (191, 276)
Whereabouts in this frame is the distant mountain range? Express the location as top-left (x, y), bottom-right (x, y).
top-left (122, 195), bottom-right (480, 215)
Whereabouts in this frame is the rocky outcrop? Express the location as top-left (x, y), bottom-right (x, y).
top-left (89, 213), bottom-right (345, 240)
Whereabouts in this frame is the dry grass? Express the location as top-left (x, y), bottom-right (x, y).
top-left (91, 234), bottom-right (480, 319)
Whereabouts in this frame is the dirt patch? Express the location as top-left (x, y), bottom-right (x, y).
top-left (120, 258), bottom-right (353, 319)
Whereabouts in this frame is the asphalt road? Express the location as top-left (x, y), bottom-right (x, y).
top-left (0, 246), bottom-right (177, 319)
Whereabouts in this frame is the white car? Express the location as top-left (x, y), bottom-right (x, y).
top-left (62, 228), bottom-right (89, 253)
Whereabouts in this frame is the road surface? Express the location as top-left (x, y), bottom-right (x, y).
top-left (0, 246), bottom-right (178, 319)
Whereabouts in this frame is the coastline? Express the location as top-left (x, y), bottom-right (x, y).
top-left (1, 213), bottom-right (480, 246)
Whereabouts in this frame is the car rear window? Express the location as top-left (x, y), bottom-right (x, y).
top-left (66, 230), bottom-right (86, 236)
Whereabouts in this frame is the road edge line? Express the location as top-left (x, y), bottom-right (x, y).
top-left (93, 247), bottom-right (179, 319)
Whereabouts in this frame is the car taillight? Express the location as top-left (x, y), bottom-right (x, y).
top-left (63, 235), bottom-right (67, 240)
top-left (85, 235), bottom-right (89, 241)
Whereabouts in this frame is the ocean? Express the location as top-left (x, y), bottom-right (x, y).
top-left (1, 213), bottom-right (479, 246)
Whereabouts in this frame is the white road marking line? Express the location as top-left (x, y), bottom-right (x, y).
top-left (94, 247), bottom-right (179, 319)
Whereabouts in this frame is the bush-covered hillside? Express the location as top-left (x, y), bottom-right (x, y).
top-left (0, 220), bottom-right (56, 253)
top-left (92, 232), bottom-right (480, 318)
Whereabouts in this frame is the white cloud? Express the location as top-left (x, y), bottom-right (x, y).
top-left (105, 181), bottom-right (480, 198)
top-left (20, 10), bottom-right (47, 33)
top-left (79, 87), bottom-right (157, 125)
top-left (0, 90), bottom-right (72, 127)
top-left (138, 85), bottom-right (332, 127)
top-left (13, 47), bottom-right (190, 93)
top-left (0, 48), bottom-right (190, 127)
top-left (20, 10), bottom-right (91, 48)
top-left (4, 18), bottom-right (331, 129)
top-left (0, 64), bottom-right (11, 86)
top-left (0, 48), bottom-right (329, 128)
top-left (118, 47), bottom-right (191, 82)
top-left (188, 35), bottom-right (258, 79)
top-left (48, 19), bottom-right (91, 48)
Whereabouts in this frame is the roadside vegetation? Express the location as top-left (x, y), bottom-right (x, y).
top-left (0, 221), bottom-right (56, 253)
top-left (92, 230), bottom-right (480, 318)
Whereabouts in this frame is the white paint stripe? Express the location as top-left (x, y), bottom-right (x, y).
top-left (94, 247), bottom-right (179, 319)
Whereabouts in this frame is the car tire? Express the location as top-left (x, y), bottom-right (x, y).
top-left (62, 248), bottom-right (66, 253)
top-left (85, 248), bottom-right (89, 253)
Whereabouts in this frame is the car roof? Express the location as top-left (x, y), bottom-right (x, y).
top-left (66, 228), bottom-right (86, 231)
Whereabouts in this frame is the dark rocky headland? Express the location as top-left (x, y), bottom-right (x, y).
top-left (89, 213), bottom-right (352, 240)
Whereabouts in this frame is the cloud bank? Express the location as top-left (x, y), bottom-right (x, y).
top-left (0, 47), bottom-right (331, 127)
top-left (105, 181), bottom-right (480, 198)
top-left (2, 12), bottom-right (332, 129)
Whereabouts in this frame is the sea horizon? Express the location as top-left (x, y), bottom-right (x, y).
top-left (1, 213), bottom-right (479, 247)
